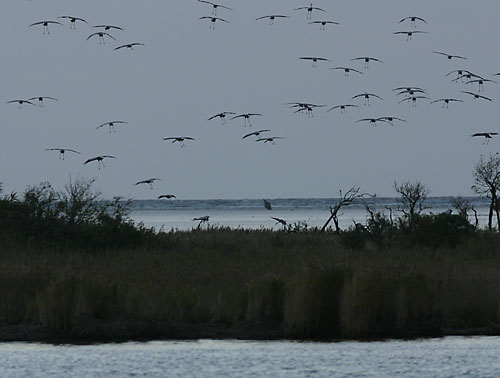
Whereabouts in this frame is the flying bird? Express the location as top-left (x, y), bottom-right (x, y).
top-left (163, 137), bottom-right (195, 147)
top-left (461, 91), bottom-right (492, 101)
top-left (271, 216), bottom-right (287, 226)
top-left (158, 194), bottom-right (176, 199)
top-left (399, 16), bottom-right (427, 28)
top-left (330, 66), bottom-right (363, 76)
top-left (430, 98), bottom-right (464, 108)
top-left (433, 51), bottom-right (467, 60)
top-left (308, 20), bottom-right (339, 30)
top-left (263, 199), bottom-right (272, 210)
top-left (96, 121), bottom-right (128, 133)
top-left (28, 96), bottom-right (58, 108)
top-left (208, 111), bottom-right (235, 125)
top-left (45, 148), bottom-right (81, 160)
top-left (352, 92), bottom-right (383, 106)
top-left (231, 113), bottom-right (262, 126)
top-left (87, 32), bottom-right (116, 44)
top-left (393, 30), bottom-right (429, 41)
top-left (192, 215), bottom-right (210, 228)
top-left (471, 132), bottom-right (498, 144)
top-left (115, 43), bottom-right (145, 51)
top-left (58, 16), bottom-right (88, 29)
top-left (242, 129), bottom-right (271, 139)
top-left (93, 24), bottom-right (123, 31)
top-left (351, 56), bottom-right (383, 69)
top-left (6, 99), bottom-right (37, 108)
top-left (198, 0), bottom-right (232, 15)
top-left (399, 96), bottom-right (430, 107)
top-left (377, 116), bottom-right (406, 126)
top-left (83, 155), bottom-right (116, 169)
top-left (256, 137), bottom-right (284, 144)
top-left (135, 178), bottom-right (161, 189)
top-left (295, 3), bottom-right (326, 19)
top-left (300, 56), bottom-right (331, 68)
top-left (255, 15), bottom-right (290, 25)
top-left (326, 104), bottom-right (358, 114)
top-left (29, 20), bottom-right (63, 34)
top-left (465, 79), bottom-right (497, 92)
top-left (199, 16), bottom-right (230, 30)
top-left (356, 118), bottom-right (390, 127)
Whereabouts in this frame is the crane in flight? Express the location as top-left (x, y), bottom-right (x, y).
top-left (356, 118), bottom-right (390, 127)
top-left (87, 32), bottom-right (116, 44)
top-left (45, 148), bottom-right (81, 160)
top-left (430, 98), bottom-right (464, 108)
top-left (231, 113), bottom-right (262, 126)
top-left (295, 3), bottom-right (326, 19)
top-left (399, 16), bottom-right (427, 28)
top-left (84, 155), bottom-right (116, 169)
top-left (256, 136), bottom-right (284, 145)
top-left (393, 30), bottom-right (429, 41)
top-left (135, 178), bottom-right (161, 190)
top-left (399, 96), bottom-right (430, 107)
top-left (7, 99), bottom-right (37, 109)
top-left (471, 132), bottom-right (498, 145)
top-left (271, 216), bottom-right (287, 226)
top-left (198, 0), bottom-right (232, 15)
top-left (330, 66), bottom-right (363, 76)
top-left (352, 92), bottom-right (383, 106)
top-left (96, 121), bottom-right (128, 133)
top-left (263, 199), bottom-right (272, 210)
top-left (28, 96), bottom-right (58, 108)
top-left (208, 111), bottom-right (235, 125)
top-left (308, 20), bottom-right (339, 30)
top-left (242, 129), bottom-right (271, 139)
top-left (465, 79), bottom-right (497, 92)
top-left (199, 16), bottom-right (230, 30)
top-left (327, 104), bottom-right (358, 114)
top-left (461, 91), bottom-right (492, 102)
top-left (158, 194), bottom-right (176, 199)
top-left (192, 216), bottom-right (210, 228)
top-left (115, 43), bottom-right (145, 51)
top-left (58, 16), bottom-right (88, 29)
top-left (300, 56), bottom-right (331, 68)
top-left (433, 51), bottom-right (467, 61)
top-left (256, 15), bottom-right (290, 25)
top-left (351, 56), bottom-right (383, 69)
top-left (163, 137), bottom-right (195, 148)
top-left (94, 24), bottom-right (123, 32)
top-left (29, 20), bottom-right (63, 34)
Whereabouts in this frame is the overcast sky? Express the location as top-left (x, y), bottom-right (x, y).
top-left (1, 0), bottom-right (500, 200)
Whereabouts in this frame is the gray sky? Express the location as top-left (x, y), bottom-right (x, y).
top-left (2, 0), bottom-right (500, 200)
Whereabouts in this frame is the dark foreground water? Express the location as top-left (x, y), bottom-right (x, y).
top-left (1, 337), bottom-right (499, 377)
top-left (129, 196), bottom-right (490, 231)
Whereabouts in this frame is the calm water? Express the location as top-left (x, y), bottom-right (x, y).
top-left (129, 197), bottom-right (491, 231)
top-left (1, 337), bottom-right (499, 377)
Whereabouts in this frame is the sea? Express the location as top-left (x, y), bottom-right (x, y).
top-left (128, 196), bottom-right (491, 232)
top-left (1, 337), bottom-right (500, 377)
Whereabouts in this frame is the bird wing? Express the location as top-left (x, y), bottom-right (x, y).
top-left (65, 149), bottom-right (82, 154)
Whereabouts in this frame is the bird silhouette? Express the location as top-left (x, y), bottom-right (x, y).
top-left (377, 116), bottom-right (406, 126)
top-left (351, 56), bottom-right (383, 69)
top-left (399, 16), bottom-right (427, 28)
top-left (115, 43), bottom-right (145, 51)
top-left (256, 15), bottom-right (290, 25)
top-left (462, 91), bottom-right (492, 101)
top-left (356, 118), bottom-right (390, 126)
top-left (87, 32), bottom-right (116, 44)
top-left (7, 99), bottom-right (37, 109)
top-left (430, 98), bottom-right (464, 108)
top-left (271, 216), bottom-right (287, 226)
top-left (29, 20), bottom-right (63, 34)
top-left (433, 51), bottom-right (467, 60)
top-left (471, 132), bottom-right (498, 144)
top-left (45, 148), bottom-right (81, 160)
top-left (198, 0), bottom-right (232, 15)
top-left (465, 79), bottom-right (497, 92)
top-left (295, 3), bottom-right (326, 19)
top-left (84, 155), bottom-right (116, 169)
top-left (330, 66), bottom-right (363, 76)
top-left (242, 129), bottom-right (271, 139)
top-left (308, 20), bottom-right (339, 30)
top-left (200, 16), bottom-right (230, 30)
top-left (59, 16), bottom-right (88, 29)
top-left (263, 199), bottom-right (272, 210)
top-left (192, 215), bottom-right (210, 228)
top-left (135, 178), bottom-right (161, 189)
top-left (394, 30), bottom-right (429, 41)
top-left (158, 194), bottom-right (176, 199)
top-left (96, 121), bottom-right (128, 133)
top-left (327, 104), bottom-right (358, 114)
top-left (399, 96), bottom-right (430, 107)
top-left (93, 24), bottom-right (123, 32)
top-left (300, 56), bottom-right (331, 68)
top-left (256, 137), bottom-right (284, 144)
top-left (208, 112), bottom-right (236, 125)
top-left (231, 113), bottom-right (262, 126)
top-left (352, 92), bottom-right (383, 106)
top-left (28, 96), bottom-right (58, 108)
top-left (163, 137), bottom-right (195, 148)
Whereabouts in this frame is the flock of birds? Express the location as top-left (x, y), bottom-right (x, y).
top-left (5, 1), bottom-right (500, 227)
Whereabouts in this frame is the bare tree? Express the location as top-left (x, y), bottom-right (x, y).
top-left (451, 196), bottom-right (479, 228)
top-left (472, 154), bottom-right (500, 230)
top-left (321, 186), bottom-right (371, 232)
top-left (394, 180), bottom-right (429, 222)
